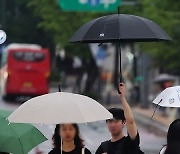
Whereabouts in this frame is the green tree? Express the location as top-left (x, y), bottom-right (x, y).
top-left (4, 0), bottom-right (180, 75)
top-left (28, 0), bottom-right (107, 58)
top-left (120, 0), bottom-right (180, 75)
top-left (0, 0), bottom-right (51, 46)
top-left (129, 0), bottom-right (180, 75)
top-left (140, 0), bottom-right (180, 74)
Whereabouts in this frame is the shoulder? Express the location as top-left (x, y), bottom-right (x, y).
top-left (95, 141), bottom-right (109, 154)
top-left (85, 148), bottom-right (92, 154)
top-left (48, 149), bottom-right (59, 154)
top-left (48, 149), bottom-right (55, 154)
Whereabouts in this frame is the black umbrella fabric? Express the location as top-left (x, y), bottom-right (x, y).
top-left (69, 14), bottom-right (171, 92)
top-left (69, 14), bottom-right (171, 43)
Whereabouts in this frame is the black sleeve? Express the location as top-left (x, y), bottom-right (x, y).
top-left (48, 150), bottom-right (54, 154)
top-left (85, 148), bottom-right (92, 154)
top-left (95, 145), bottom-right (104, 154)
top-left (126, 132), bottom-right (140, 153)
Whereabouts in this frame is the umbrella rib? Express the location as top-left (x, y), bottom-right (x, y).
top-left (75, 100), bottom-right (88, 123)
top-left (151, 99), bottom-right (162, 119)
top-left (136, 16), bottom-right (158, 40)
top-left (81, 17), bottom-right (101, 42)
top-left (82, 16), bottom-right (108, 42)
top-left (9, 124), bottom-right (25, 154)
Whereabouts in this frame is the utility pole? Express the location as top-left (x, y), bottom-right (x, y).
top-left (122, 1), bottom-right (138, 5)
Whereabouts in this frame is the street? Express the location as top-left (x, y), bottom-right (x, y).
top-left (0, 88), bottom-right (166, 154)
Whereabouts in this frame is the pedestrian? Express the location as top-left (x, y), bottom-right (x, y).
top-left (49, 124), bottom-right (91, 154)
top-left (160, 119), bottom-right (180, 154)
top-left (95, 83), bottom-right (144, 154)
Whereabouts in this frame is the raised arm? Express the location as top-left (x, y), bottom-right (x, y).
top-left (119, 83), bottom-right (138, 140)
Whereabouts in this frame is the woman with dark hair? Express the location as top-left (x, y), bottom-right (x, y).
top-left (48, 124), bottom-right (91, 154)
top-left (160, 119), bottom-right (180, 154)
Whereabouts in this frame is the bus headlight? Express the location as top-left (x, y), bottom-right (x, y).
top-left (4, 72), bottom-right (8, 78)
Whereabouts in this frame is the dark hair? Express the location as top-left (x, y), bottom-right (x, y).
top-left (108, 108), bottom-right (125, 122)
top-left (164, 119), bottom-right (180, 154)
top-left (52, 124), bottom-right (84, 149)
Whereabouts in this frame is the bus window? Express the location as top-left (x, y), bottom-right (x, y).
top-left (12, 51), bottom-right (45, 62)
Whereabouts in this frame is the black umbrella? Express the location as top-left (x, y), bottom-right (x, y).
top-left (70, 14), bottom-right (171, 43)
top-left (69, 13), bottom-right (171, 92)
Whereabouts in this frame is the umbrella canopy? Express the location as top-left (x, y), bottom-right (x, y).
top-left (154, 74), bottom-right (175, 83)
top-left (153, 86), bottom-right (180, 107)
top-left (8, 92), bottom-right (113, 124)
top-left (69, 14), bottom-right (171, 85)
top-left (69, 14), bottom-right (171, 43)
top-left (0, 110), bottom-right (47, 154)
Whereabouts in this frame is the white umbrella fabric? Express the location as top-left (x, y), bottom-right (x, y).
top-left (153, 86), bottom-right (180, 107)
top-left (8, 92), bottom-right (113, 124)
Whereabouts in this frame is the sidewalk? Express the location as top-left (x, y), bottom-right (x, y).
top-left (133, 107), bottom-right (169, 134)
top-left (133, 107), bottom-right (171, 127)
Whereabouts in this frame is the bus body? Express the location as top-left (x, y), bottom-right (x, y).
top-left (0, 44), bottom-right (50, 99)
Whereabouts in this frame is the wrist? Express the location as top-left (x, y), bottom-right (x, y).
top-left (120, 95), bottom-right (126, 100)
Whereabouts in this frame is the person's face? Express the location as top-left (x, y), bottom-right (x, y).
top-left (107, 119), bottom-right (125, 136)
top-left (60, 124), bottom-right (76, 142)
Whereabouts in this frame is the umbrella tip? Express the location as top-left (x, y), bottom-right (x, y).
top-left (6, 118), bottom-right (11, 125)
top-left (118, 6), bottom-right (120, 14)
top-left (59, 83), bottom-right (61, 92)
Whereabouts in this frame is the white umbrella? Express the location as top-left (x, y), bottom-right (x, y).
top-left (8, 92), bottom-right (113, 124)
top-left (153, 86), bottom-right (180, 107)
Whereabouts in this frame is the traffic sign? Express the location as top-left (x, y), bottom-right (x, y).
top-left (58, 0), bottom-right (122, 12)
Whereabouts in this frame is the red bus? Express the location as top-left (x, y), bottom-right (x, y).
top-left (0, 44), bottom-right (50, 100)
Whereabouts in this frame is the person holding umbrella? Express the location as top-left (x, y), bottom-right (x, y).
top-left (8, 91), bottom-right (113, 154)
top-left (49, 124), bottom-right (91, 154)
top-left (95, 83), bottom-right (143, 154)
top-left (160, 119), bottom-right (180, 154)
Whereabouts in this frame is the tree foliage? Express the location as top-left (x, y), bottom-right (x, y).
top-left (1, 0), bottom-right (180, 73)
top-left (134, 0), bottom-right (180, 74)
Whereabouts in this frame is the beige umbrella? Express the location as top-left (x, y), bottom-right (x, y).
top-left (8, 92), bottom-right (112, 124)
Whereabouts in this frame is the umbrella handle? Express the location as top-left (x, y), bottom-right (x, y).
top-left (117, 83), bottom-right (123, 94)
top-left (118, 6), bottom-right (120, 14)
